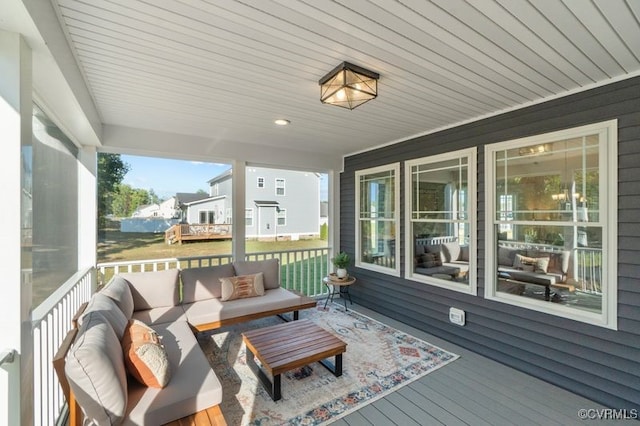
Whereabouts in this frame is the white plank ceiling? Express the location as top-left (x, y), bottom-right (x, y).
top-left (50, 0), bottom-right (640, 158)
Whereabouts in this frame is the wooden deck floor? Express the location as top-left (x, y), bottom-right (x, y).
top-left (332, 304), bottom-right (630, 426)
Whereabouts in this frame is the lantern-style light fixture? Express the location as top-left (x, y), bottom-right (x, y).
top-left (319, 62), bottom-right (379, 110)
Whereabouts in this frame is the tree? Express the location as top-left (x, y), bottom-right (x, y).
top-left (97, 153), bottom-right (130, 229)
top-left (111, 184), bottom-right (152, 217)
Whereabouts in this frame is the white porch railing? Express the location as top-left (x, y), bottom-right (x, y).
top-left (32, 267), bottom-right (94, 426)
top-left (245, 248), bottom-right (330, 297)
top-left (97, 247), bottom-right (331, 297)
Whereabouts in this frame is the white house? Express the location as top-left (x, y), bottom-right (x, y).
top-left (131, 197), bottom-right (180, 219)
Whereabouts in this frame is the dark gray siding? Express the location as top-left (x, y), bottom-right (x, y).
top-left (341, 76), bottom-right (640, 410)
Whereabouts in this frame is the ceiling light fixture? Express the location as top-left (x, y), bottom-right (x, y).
top-left (274, 119), bottom-right (290, 126)
top-left (319, 61), bottom-right (379, 110)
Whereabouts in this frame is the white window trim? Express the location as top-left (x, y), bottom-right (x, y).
top-left (355, 162), bottom-right (401, 276)
top-left (275, 178), bottom-right (285, 196)
top-left (484, 120), bottom-right (618, 329)
top-left (404, 148), bottom-right (477, 295)
top-left (257, 177), bottom-right (265, 188)
top-left (245, 208), bottom-right (253, 227)
top-left (277, 208), bottom-right (287, 226)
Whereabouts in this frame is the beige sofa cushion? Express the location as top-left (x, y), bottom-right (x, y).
top-left (79, 293), bottom-right (129, 339)
top-left (131, 306), bottom-right (187, 326)
top-left (100, 275), bottom-right (135, 319)
top-left (182, 287), bottom-right (302, 325)
top-left (233, 259), bottom-right (280, 290)
top-left (66, 311), bottom-right (128, 425)
top-left (120, 269), bottom-right (180, 310)
top-left (180, 264), bottom-right (235, 303)
top-left (124, 321), bottom-right (222, 425)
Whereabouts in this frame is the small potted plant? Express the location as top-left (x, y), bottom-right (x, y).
top-left (331, 251), bottom-right (351, 278)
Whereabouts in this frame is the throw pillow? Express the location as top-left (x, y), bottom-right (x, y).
top-left (220, 272), bottom-right (265, 301)
top-left (534, 257), bottom-right (550, 273)
top-left (420, 253), bottom-right (442, 267)
top-left (513, 254), bottom-right (550, 273)
top-left (122, 319), bottom-right (171, 388)
top-left (513, 254), bottom-right (537, 271)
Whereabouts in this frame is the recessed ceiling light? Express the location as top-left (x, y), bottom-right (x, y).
top-left (274, 119), bottom-right (290, 126)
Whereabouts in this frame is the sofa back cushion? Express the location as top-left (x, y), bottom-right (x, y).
top-left (79, 293), bottom-right (129, 340)
top-left (65, 311), bottom-right (128, 425)
top-left (120, 269), bottom-right (180, 311)
top-left (100, 275), bottom-right (134, 319)
top-left (441, 241), bottom-right (461, 263)
top-left (233, 259), bottom-right (280, 290)
top-left (181, 264), bottom-right (235, 303)
top-left (528, 249), bottom-right (571, 275)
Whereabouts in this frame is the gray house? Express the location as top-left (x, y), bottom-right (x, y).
top-left (195, 167), bottom-right (321, 240)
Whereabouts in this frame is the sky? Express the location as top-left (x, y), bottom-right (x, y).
top-left (121, 154), bottom-right (329, 201)
top-left (121, 155), bottom-right (230, 199)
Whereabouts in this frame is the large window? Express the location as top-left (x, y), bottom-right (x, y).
top-left (485, 121), bottom-right (617, 328)
top-left (405, 149), bottom-right (477, 294)
top-left (355, 163), bottom-right (400, 275)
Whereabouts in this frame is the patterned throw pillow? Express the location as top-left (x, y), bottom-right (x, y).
top-left (122, 319), bottom-right (171, 388)
top-left (220, 272), bottom-right (265, 301)
top-left (513, 254), bottom-right (550, 273)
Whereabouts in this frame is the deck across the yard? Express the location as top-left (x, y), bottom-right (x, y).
top-left (330, 304), bottom-right (627, 426)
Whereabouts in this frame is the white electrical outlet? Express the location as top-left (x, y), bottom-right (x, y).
top-left (449, 307), bottom-right (465, 326)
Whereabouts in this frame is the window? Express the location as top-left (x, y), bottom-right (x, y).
top-left (275, 178), bottom-right (285, 196)
top-left (245, 208), bottom-right (253, 226)
top-left (257, 177), bottom-right (265, 188)
top-left (405, 149), bottom-right (477, 294)
top-left (355, 163), bottom-right (400, 275)
top-left (199, 210), bottom-right (215, 224)
top-left (277, 208), bottom-right (286, 226)
top-left (485, 120), bottom-right (617, 329)
top-left (32, 105), bottom-right (79, 307)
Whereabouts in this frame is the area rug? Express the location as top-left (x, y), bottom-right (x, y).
top-left (196, 304), bottom-right (459, 425)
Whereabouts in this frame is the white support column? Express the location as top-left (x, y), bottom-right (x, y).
top-left (232, 161), bottom-right (246, 261)
top-left (0, 30), bottom-right (33, 426)
top-left (328, 170), bottom-right (341, 261)
top-left (78, 146), bottom-right (98, 289)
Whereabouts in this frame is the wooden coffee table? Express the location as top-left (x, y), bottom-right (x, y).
top-left (242, 319), bottom-right (347, 401)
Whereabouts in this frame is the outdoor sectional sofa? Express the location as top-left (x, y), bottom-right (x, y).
top-left (54, 259), bottom-right (317, 426)
top-left (414, 238), bottom-right (470, 279)
top-left (496, 245), bottom-right (573, 300)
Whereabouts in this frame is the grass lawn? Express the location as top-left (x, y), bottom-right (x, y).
top-left (98, 229), bottom-right (329, 263)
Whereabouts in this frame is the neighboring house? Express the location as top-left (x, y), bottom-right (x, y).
top-left (185, 167), bottom-right (321, 240)
top-left (131, 203), bottom-right (160, 218)
top-left (131, 197), bottom-right (180, 219)
top-left (175, 192), bottom-right (210, 221)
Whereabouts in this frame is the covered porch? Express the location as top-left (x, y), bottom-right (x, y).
top-left (3, 0), bottom-right (640, 424)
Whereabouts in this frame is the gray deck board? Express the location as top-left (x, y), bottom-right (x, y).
top-left (340, 304), bottom-right (630, 426)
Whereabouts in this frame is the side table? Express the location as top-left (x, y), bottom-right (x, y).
top-left (323, 276), bottom-right (356, 311)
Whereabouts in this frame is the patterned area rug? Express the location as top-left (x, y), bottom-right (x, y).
top-left (196, 304), bottom-right (459, 425)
